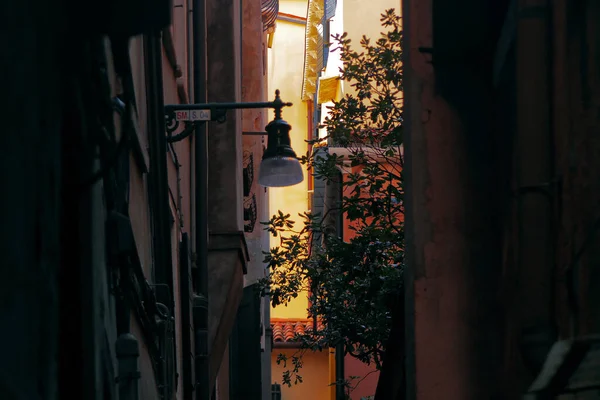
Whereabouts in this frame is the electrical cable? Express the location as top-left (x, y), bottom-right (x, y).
top-left (77, 39), bottom-right (135, 188)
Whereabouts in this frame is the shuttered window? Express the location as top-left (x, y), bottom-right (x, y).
top-left (316, 22), bottom-right (324, 72)
top-left (320, 0), bottom-right (335, 72)
top-left (324, 0), bottom-right (336, 20)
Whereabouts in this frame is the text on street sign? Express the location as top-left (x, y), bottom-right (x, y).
top-left (175, 109), bottom-right (211, 121)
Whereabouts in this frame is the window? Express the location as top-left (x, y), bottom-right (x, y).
top-left (271, 384), bottom-right (282, 400)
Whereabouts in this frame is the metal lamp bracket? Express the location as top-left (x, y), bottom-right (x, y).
top-left (164, 90), bottom-right (292, 140)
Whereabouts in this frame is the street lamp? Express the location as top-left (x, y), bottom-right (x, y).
top-left (258, 91), bottom-right (303, 187)
top-left (164, 89), bottom-right (304, 188)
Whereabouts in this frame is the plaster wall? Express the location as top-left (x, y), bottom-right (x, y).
top-left (271, 349), bottom-right (331, 400)
top-left (268, 2), bottom-right (311, 319)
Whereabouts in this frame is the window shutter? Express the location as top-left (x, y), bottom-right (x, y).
top-left (271, 384), bottom-right (282, 400)
top-left (325, 0), bottom-right (336, 20)
top-left (316, 22), bottom-right (324, 72)
top-left (322, 19), bottom-right (330, 71)
top-left (312, 147), bottom-right (328, 246)
top-left (323, 0), bottom-right (336, 71)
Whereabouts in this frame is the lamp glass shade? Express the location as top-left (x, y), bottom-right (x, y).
top-left (258, 156), bottom-right (304, 187)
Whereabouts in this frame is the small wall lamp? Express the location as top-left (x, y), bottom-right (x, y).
top-left (164, 90), bottom-right (304, 188)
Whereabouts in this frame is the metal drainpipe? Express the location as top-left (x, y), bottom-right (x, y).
top-left (145, 29), bottom-right (176, 399)
top-left (334, 171), bottom-right (345, 400)
top-left (116, 333), bottom-right (141, 400)
top-left (192, 0), bottom-right (211, 399)
top-left (515, 0), bottom-right (557, 375)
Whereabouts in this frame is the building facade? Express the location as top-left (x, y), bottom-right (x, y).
top-left (2, 0), bottom-right (281, 399)
top-left (393, 0), bottom-right (600, 399)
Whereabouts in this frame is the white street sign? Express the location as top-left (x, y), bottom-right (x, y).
top-left (174, 109), bottom-right (211, 121)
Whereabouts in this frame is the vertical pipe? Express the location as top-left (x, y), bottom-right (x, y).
top-left (146, 30), bottom-right (174, 295)
top-left (188, 0), bottom-right (195, 255)
top-left (335, 343), bottom-right (345, 400)
top-left (334, 171), bottom-right (345, 400)
top-left (402, 0), bottom-right (417, 397)
top-left (193, 0), bottom-right (211, 398)
top-left (515, 0), bottom-right (556, 376)
top-left (116, 333), bottom-right (141, 400)
top-left (373, 293), bottom-right (405, 400)
top-left (146, 29), bottom-right (177, 399)
top-left (180, 233), bottom-right (194, 400)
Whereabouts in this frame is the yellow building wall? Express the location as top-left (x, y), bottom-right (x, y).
top-left (343, 0), bottom-right (399, 44)
top-left (279, 0), bottom-right (307, 16)
top-left (268, 0), bottom-right (310, 320)
top-left (319, 0), bottom-right (402, 138)
top-left (268, 1), bottom-right (402, 397)
top-left (342, 0), bottom-right (400, 95)
top-left (271, 349), bottom-right (331, 400)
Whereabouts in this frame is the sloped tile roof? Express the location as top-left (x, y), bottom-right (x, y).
top-left (271, 318), bottom-right (325, 343)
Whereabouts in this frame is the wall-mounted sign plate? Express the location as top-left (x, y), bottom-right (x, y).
top-left (174, 109), bottom-right (211, 121)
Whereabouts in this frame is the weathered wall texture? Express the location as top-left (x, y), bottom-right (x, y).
top-left (403, 0), bottom-right (509, 398)
top-left (402, 0), bottom-right (600, 398)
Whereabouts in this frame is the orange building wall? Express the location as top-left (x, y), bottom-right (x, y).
top-left (345, 356), bottom-right (379, 400)
top-left (341, 161), bottom-right (401, 399)
top-left (342, 163), bottom-right (403, 240)
top-left (271, 349), bottom-right (332, 400)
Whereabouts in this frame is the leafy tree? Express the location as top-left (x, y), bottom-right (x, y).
top-left (260, 8), bottom-right (403, 391)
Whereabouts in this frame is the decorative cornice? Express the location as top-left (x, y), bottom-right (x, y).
top-left (301, 0), bottom-right (324, 101)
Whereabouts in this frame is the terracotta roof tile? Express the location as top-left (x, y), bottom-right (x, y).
top-left (270, 318), bottom-right (325, 343)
